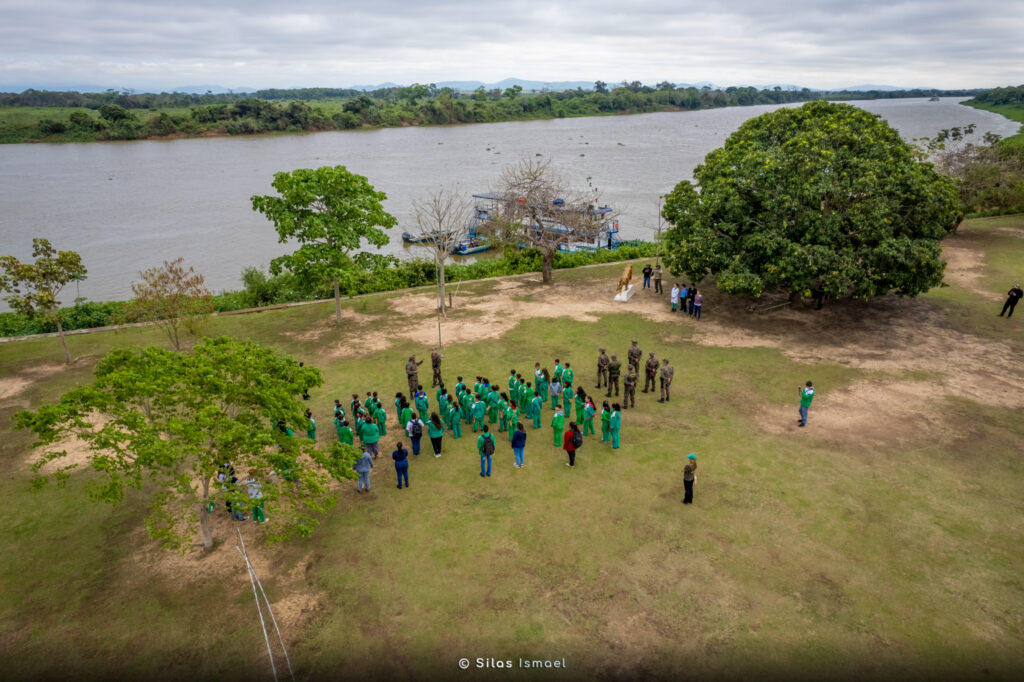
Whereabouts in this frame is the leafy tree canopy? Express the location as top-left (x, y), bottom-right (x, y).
top-left (16, 337), bottom-right (357, 551)
top-left (661, 101), bottom-right (960, 302)
top-left (251, 165), bottom-right (397, 322)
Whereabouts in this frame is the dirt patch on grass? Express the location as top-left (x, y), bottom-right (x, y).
top-left (282, 309), bottom-right (379, 344)
top-left (0, 363), bottom-right (63, 401)
top-left (27, 412), bottom-right (109, 475)
top-left (756, 380), bottom-right (951, 447)
top-left (941, 244), bottom-right (1002, 301)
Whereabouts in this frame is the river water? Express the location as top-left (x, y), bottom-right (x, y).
top-left (0, 98), bottom-right (1018, 306)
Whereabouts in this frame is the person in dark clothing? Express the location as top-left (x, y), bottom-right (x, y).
top-left (392, 441), bottom-right (409, 489)
top-left (683, 454), bottom-right (697, 504)
top-left (562, 421), bottom-right (581, 467)
top-left (1000, 284), bottom-right (1022, 318)
top-left (641, 264), bottom-right (653, 289)
top-left (511, 422), bottom-right (527, 468)
top-left (687, 284), bottom-right (697, 315)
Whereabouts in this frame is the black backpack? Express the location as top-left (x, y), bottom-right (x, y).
top-left (482, 435), bottom-right (495, 456)
top-left (571, 430), bottom-right (583, 448)
top-left (411, 420), bottom-right (423, 437)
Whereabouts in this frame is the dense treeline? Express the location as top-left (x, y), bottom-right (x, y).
top-left (0, 82), bottom-right (983, 143)
top-left (968, 84), bottom-right (1024, 106)
top-left (0, 243), bottom-right (657, 337)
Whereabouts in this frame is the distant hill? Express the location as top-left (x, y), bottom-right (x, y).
top-left (170, 85), bottom-right (256, 94)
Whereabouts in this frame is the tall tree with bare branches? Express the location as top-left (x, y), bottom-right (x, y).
top-left (494, 158), bottom-right (610, 284)
top-left (411, 186), bottom-right (474, 319)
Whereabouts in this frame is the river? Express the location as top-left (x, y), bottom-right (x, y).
top-left (0, 98), bottom-right (1018, 306)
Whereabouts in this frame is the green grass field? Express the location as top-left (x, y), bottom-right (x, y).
top-left (1, 217), bottom-right (1023, 680)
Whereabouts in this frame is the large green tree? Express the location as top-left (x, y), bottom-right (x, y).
top-left (16, 337), bottom-right (357, 552)
top-left (251, 165), bottom-right (397, 322)
top-left (0, 238), bottom-right (87, 363)
top-left (661, 101), bottom-right (960, 305)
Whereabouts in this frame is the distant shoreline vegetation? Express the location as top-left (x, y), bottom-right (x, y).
top-left (0, 83), bottom-right (986, 144)
top-left (962, 84), bottom-right (1024, 147)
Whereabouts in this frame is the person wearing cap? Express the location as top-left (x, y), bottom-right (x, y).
top-left (682, 454), bottom-right (697, 504)
top-left (1000, 284), bottom-right (1022, 318)
top-left (643, 352), bottom-right (659, 393)
top-left (658, 358), bottom-right (674, 403)
top-left (627, 340), bottom-right (642, 369)
top-left (406, 355), bottom-right (423, 396)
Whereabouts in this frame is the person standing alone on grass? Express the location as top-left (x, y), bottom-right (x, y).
top-left (654, 264), bottom-right (663, 294)
top-left (478, 425), bottom-right (495, 477)
top-left (431, 347), bottom-right (443, 387)
top-left (1000, 284), bottom-right (1022, 317)
top-left (798, 381), bottom-right (815, 427)
top-left (683, 454), bottom-right (697, 504)
top-left (393, 441), bottom-right (409, 489)
top-left (563, 421), bottom-right (582, 467)
top-left (354, 448), bottom-right (373, 493)
top-left (642, 263), bottom-right (652, 289)
top-left (512, 422), bottom-right (527, 468)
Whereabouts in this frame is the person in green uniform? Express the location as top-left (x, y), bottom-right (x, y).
top-left (606, 355), bottom-right (621, 397)
top-left (461, 389), bottom-right (473, 424)
top-left (609, 404), bottom-right (621, 449)
top-left (435, 383), bottom-right (446, 406)
top-left (507, 401), bottom-right (519, 443)
top-left (472, 394), bottom-right (486, 432)
top-left (583, 397), bottom-right (596, 436)
top-left (574, 388), bottom-right (586, 424)
top-left (415, 389), bottom-right (430, 421)
top-left (798, 380), bottom-right (815, 427)
top-left (399, 399), bottom-right (413, 431)
top-left (562, 363), bottom-right (575, 389)
top-left (519, 382), bottom-right (532, 411)
top-left (623, 365), bottom-right (637, 409)
top-left (549, 376), bottom-right (562, 409)
top-left (509, 370), bottom-right (518, 394)
top-left (487, 386), bottom-right (500, 424)
top-left (333, 399), bottom-right (345, 419)
top-left (374, 403), bottom-right (387, 437)
top-left (427, 412), bottom-right (445, 457)
top-left (538, 368), bottom-right (550, 404)
top-left (531, 391), bottom-right (544, 429)
top-left (305, 409), bottom-right (316, 441)
top-left (350, 394), bottom-right (361, 416)
top-left (600, 401), bottom-right (611, 442)
top-left (447, 402), bottom-right (463, 439)
top-left (562, 383), bottom-right (574, 417)
top-left (275, 420), bottom-right (294, 438)
top-left (553, 359), bottom-right (564, 385)
top-left (455, 376), bottom-right (466, 397)
top-left (394, 392), bottom-right (404, 421)
top-left (498, 392), bottom-right (510, 432)
top-left (551, 405), bottom-right (565, 447)
top-left (360, 418), bottom-right (380, 458)
top-left (336, 419), bottom-right (353, 445)
top-left (438, 390), bottom-right (450, 416)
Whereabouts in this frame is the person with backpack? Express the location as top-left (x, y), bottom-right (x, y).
top-left (392, 441), bottom-right (410, 489)
top-left (406, 413), bottom-right (424, 455)
top-left (428, 412), bottom-right (445, 457)
top-left (563, 421), bottom-right (582, 467)
top-left (477, 425), bottom-right (496, 477)
top-left (551, 405), bottom-right (565, 447)
top-left (609, 404), bottom-right (621, 449)
top-left (511, 422), bottom-right (527, 468)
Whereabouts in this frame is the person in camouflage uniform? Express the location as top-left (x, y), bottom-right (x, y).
top-left (596, 349), bottom-right (609, 389)
top-left (658, 358), bottom-right (674, 403)
top-left (406, 355), bottom-right (423, 396)
top-left (430, 347), bottom-right (443, 387)
top-left (623, 364), bottom-right (638, 409)
top-left (627, 340), bottom-right (642, 372)
top-left (606, 355), bottom-right (621, 397)
top-left (643, 352), bottom-right (658, 393)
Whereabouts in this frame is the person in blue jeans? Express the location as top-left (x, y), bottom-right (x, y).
top-left (477, 425), bottom-right (495, 477)
top-left (798, 381), bottom-right (815, 427)
top-left (641, 264), bottom-right (652, 289)
top-left (511, 422), bottom-right (527, 468)
top-left (392, 441), bottom-right (409, 489)
top-left (693, 290), bottom-right (703, 320)
top-left (354, 448), bottom-right (373, 493)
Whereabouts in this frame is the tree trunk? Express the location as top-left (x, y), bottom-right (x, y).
top-left (56, 316), bottom-right (71, 364)
top-left (541, 250), bottom-right (554, 284)
top-left (199, 478), bottom-right (213, 551)
top-left (333, 276), bottom-right (341, 324)
top-left (437, 255), bottom-right (447, 314)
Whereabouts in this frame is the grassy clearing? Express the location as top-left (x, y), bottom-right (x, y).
top-left (1, 219), bottom-right (1023, 680)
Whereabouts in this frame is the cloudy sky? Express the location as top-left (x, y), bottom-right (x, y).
top-left (1, 0), bottom-right (1022, 91)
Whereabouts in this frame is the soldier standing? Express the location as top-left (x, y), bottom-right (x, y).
top-left (623, 365), bottom-right (638, 409)
top-left (643, 352), bottom-right (659, 393)
top-left (627, 340), bottom-right (642, 371)
top-left (596, 348), bottom-right (609, 389)
top-left (606, 355), bottom-right (621, 397)
top-left (406, 355), bottom-right (423, 396)
top-left (658, 358), bottom-right (674, 403)
top-left (653, 264), bottom-right (663, 294)
top-left (430, 347), bottom-right (443, 387)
